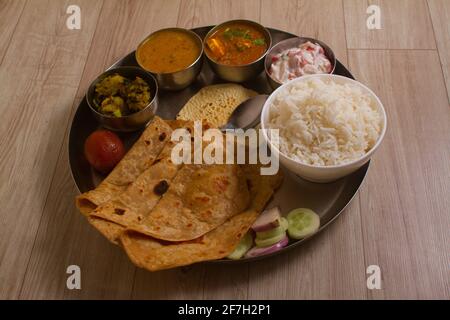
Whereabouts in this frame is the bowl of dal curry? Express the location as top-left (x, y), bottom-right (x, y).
top-left (204, 20), bottom-right (272, 82)
top-left (136, 28), bottom-right (203, 90)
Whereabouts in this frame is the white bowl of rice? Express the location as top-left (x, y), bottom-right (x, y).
top-left (261, 74), bottom-right (387, 183)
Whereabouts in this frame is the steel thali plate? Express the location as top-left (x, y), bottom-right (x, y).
top-left (69, 26), bottom-right (369, 263)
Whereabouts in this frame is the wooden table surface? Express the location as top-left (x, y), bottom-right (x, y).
top-left (0, 0), bottom-right (449, 300)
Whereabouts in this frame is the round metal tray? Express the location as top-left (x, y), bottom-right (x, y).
top-left (69, 26), bottom-right (369, 263)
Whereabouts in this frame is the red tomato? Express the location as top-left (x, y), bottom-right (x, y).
top-left (84, 130), bottom-right (125, 174)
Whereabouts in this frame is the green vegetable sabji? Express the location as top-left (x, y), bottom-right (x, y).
top-left (94, 74), bottom-right (150, 117)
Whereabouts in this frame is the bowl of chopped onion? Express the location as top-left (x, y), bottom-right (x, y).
top-left (264, 37), bottom-right (336, 90)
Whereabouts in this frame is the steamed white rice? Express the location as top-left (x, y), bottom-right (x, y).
top-left (267, 78), bottom-right (382, 166)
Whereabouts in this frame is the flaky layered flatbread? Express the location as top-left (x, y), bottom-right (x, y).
top-left (76, 117), bottom-right (283, 270)
top-left (120, 163), bottom-right (283, 271)
top-left (76, 117), bottom-right (172, 215)
top-left (126, 163), bottom-right (250, 241)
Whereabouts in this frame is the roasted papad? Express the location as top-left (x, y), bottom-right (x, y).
top-left (176, 84), bottom-right (257, 128)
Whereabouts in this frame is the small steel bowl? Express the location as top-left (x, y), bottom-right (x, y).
top-left (204, 19), bottom-right (272, 83)
top-left (86, 66), bottom-right (158, 132)
top-left (265, 37), bottom-right (336, 90)
top-left (136, 28), bottom-right (203, 91)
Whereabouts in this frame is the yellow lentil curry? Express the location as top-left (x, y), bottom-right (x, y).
top-left (137, 29), bottom-right (201, 73)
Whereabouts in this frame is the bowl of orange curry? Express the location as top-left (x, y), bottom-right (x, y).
top-left (136, 28), bottom-right (203, 90)
top-left (204, 20), bottom-right (272, 83)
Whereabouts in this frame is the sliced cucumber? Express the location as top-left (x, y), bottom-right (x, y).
top-left (280, 217), bottom-right (289, 231)
top-left (287, 208), bottom-right (320, 239)
top-left (255, 231), bottom-right (286, 248)
top-left (255, 217), bottom-right (289, 240)
top-left (227, 232), bottom-right (253, 260)
top-left (256, 225), bottom-right (283, 240)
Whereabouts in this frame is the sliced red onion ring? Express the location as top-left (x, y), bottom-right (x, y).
top-left (244, 236), bottom-right (289, 258)
top-left (251, 207), bottom-right (281, 232)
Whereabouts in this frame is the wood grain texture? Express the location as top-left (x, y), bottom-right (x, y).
top-left (249, 0), bottom-right (367, 300)
top-left (348, 49), bottom-right (450, 299)
top-left (0, 0), bottom-right (26, 64)
top-left (0, 0), bottom-right (103, 299)
top-left (19, 0), bottom-right (182, 299)
top-left (0, 0), bottom-right (449, 300)
top-left (428, 0), bottom-right (450, 103)
top-left (344, 0), bottom-right (436, 49)
top-left (193, 0), bottom-right (260, 26)
top-left (261, 0), bottom-right (348, 65)
top-left (247, 199), bottom-right (368, 299)
top-left (19, 156), bottom-right (136, 299)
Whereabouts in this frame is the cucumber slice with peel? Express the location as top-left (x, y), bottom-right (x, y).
top-left (255, 231), bottom-right (286, 248)
top-left (255, 217), bottom-right (289, 241)
top-left (256, 225), bottom-right (283, 240)
top-left (280, 217), bottom-right (288, 231)
top-left (227, 232), bottom-right (253, 260)
top-left (287, 208), bottom-right (320, 239)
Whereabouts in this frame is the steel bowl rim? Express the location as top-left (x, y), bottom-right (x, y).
top-left (264, 36), bottom-right (337, 87)
top-left (135, 27), bottom-right (204, 76)
top-left (203, 19), bottom-right (273, 68)
top-left (85, 66), bottom-right (158, 120)
top-left (69, 25), bottom-right (370, 266)
top-left (260, 73), bottom-right (387, 170)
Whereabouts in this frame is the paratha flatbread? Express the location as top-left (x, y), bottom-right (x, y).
top-left (127, 163), bottom-right (250, 241)
top-left (76, 117), bottom-right (283, 270)
top-left (88, 216), bottom-right (124, 245)
top-left (89, 139), bottom-right (179, 224)
top-left (88, 120), bottom-right (220, 243)
top-left (76, 116), bottom-right (172, 215)
top-left (176, 84), bottom-right (257, 128)
top-left (120, 164), bottom-right (283, 271)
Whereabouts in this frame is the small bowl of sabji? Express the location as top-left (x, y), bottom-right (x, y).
top-left (86, 66), bottom-right (158, 132)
